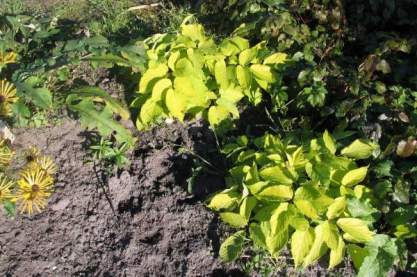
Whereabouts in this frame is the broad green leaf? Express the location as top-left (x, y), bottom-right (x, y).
top-left (347, 244), bottom-right (369, 270)
top-left (208, 190), bottom-right (240, 211)
top-left (68, 86), bottom-right (130, 120)
top-left (326, 197), bottom-right (346, 219)
top-left (240, 196), bottom-right (257, 220)
top-left (3, 200), bottom-right (16, 217)
top-left (249, 223), bottom-right (267, 249)
top-left (303, 223), bottom-right (328, 267)
top-left (214, 59), bottom-right (229, 89)
top-left (323, 130), bottom-right (337, 154)
top-left (329, 236), bottom-right (345, 269)
top-left (236, 65), bottom-right (252, 88)
top-left (220, 212), bottom-right (248, 227)
top-left (322, 221), bottom-right (340, 250)
top-left (291, 228), bottom-right (314, 267)
top-left (290, 216), bottom-right (310, 231)
top-left (256, 185), bottom-right (293, 201)
top-left (341, 139), bottom-right (378, 159)
top-left (357, 235), bottom-right (399, 277)
top-left (337, 218), bottom-right (374, 242)
top-left (259, 166), bottom-right (293, 185)
top-left (253, 203), bottom-right (279, 222)
top-left (263, 53), bottom-right (287, 64)
top-left (219, 231), bottom-right (245, 262)
top-left (250, 64), bottom-right (276, 83)
top-left (165, 88), bottom-right (187, 121)
top-left (66, 97), bottom-right (133, 145)
top-left (139, 64), bottom-right (168, 93)
top-left (15, 81), bottom-right (52, 109)
top-left (341, 166), bottom-right (368, 187)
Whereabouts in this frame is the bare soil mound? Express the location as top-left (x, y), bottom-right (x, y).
top-left (0, 119), bottom-right (239, 276)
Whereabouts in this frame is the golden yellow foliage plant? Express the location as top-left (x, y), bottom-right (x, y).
top-left (208, 131), bottom-right (380, 268)
top-left (133, 16), bottom-right (287, 132)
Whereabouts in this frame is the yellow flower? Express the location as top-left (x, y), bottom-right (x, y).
top-left (16, 168), bottom-right (54, 215)
top-left (0, 51), bottom-right (17, 66)
top-left (28, 156), bottom-right (57, 176)
top-left (0, 80), bottom-right (18, 117)
top-left (0, 139), bottom-right (13, 167)
top-left (0, 174), bottom-right (14, 202)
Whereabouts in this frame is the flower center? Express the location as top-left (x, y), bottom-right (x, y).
top-left (32, 184), bottom-right (40, 193)
top-left (26, 155), bottom-right (35, 162)
top-left (0, 95), bottom-right (5, 104)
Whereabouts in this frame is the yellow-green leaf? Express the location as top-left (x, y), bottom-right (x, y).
top-left (151, 78), bottom-right (172, 100)
top-left (208, 105), bottom-right (230, 126)
top-left (219, 231), bottom-right (245, 262)
top-left (326, 197), bottom-right (346, 220)
top-left (256, 185), bottom-right (293, 201)
top-left (250, 64), bottom-right (276, 83)
top-left (259, 166), bottom-right (293, 185)
top-left (139, 99), bottom-right (164, 127)
top-left (341, 166), bottom-right (368, 187)
top-left (239, 48), bottom-right (257, 66)
top-left (337, 218), bottom-right (374, 242)
top-left (341, 139), bottom-right (378, 159)
top-left (220, 212), bottom-right (248, 228)
top-left (181, 23), bottom-right (205, 42)
top-left (294, 199), bottom-right (319, 219)
top-left (266, 228), bottom-right (288, 257)
top-left (263, 53), bottom-right (287, 65)
top-left (215, 59), bottom-right (229, 89)
top-left (240, 196), bottom-right (257, 220)
top-left (323, 130), bottom-right (337, 154)
top-left (291, 228), bottom-right (315, 267)
top-left (236, 65), bottom-right (252, 88)
top-left (329, 236), bottom-right (345, 269)
top-left (303, 223), bottom-right (328, 267)
top-left (322, 221), bottom-right (340, 250)
top-left (165, 88), bottom-right (187, 121)
top-left (139, 64), bottom-right (168, 93)
top-left (208, 190), bottom-right (240, 211)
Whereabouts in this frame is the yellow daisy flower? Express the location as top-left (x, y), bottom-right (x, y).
top-left (0, 80), bottom-right (18, 117)
top-left (28, 156), bottom-right (57, 176)
top-left (0, 174), bottom-right (14, 202)
top-left (0, 51), bottom-right (17, 67)
top-left (0, 139), bottom-right (13, 167)
top-left (16, 167), bottom-right (54, 215)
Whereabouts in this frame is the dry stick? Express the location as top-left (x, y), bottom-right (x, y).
top-left (127, 3), bottom-right (162, 12)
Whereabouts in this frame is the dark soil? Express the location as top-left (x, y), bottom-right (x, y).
top-left (0, 119), bottom-right (240, 277)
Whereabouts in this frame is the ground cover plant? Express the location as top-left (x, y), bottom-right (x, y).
top-left (0, 0), bottom-right (416, 276)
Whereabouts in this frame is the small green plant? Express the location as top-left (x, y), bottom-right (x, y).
top-left (207, 131), bottom-right (404, 274)
top-left (89, 137), bottom-right (130, 169)
top-left (133, 17), bottom-right (288, 132)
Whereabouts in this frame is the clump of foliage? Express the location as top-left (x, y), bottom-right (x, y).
top-left (133, 17), bottom-right (287, 132)
top-left (208, 131), bottom-right (405, 275)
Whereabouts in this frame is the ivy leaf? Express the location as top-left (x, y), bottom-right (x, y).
top-left (219, 231), bottom-right (246, 262)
